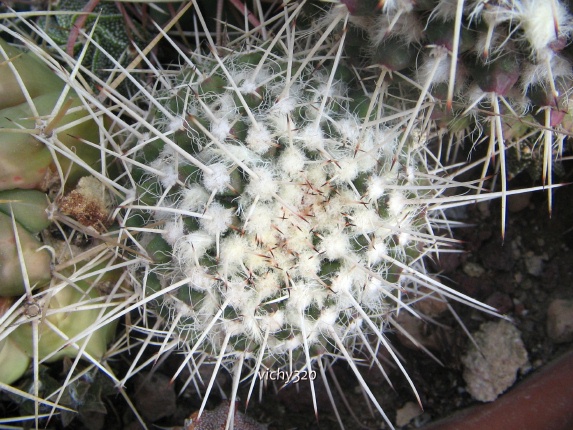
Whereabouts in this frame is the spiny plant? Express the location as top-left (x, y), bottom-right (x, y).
top-left (0, 20), bottom-right (141, 428)
top-left (35, 0), bottom-right (150, 95)
top-left (320, 0), bottom-right (573, 237)
top-left (0, 1), bottom-right (567, 429)
top-left (109, 2), bottom-right (554, 429)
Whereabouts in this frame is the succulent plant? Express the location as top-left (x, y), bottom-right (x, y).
top-left (2, 0), bottom-right (569, 428)
top-left (326, 0), bottom-right (573, 235)
top-left (37, 0), bottom-right (147, 95)
top-left (0, 32), bottom-right (132, 426)
top-left (116, 3), bottom-right (513, 428)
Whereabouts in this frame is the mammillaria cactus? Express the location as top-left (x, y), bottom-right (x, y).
top-left (1, 0), bottom-right (570, 428)
top-left (120, 3), bottom-right (507, 427)
top-left (332, 0), bottom-right (573, 235)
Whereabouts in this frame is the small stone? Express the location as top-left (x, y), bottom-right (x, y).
top-left (525, 254), bottom-right (544, 277)
top-left (507, 192), bottom-right (531, 213)
top-left (463, 262), bottom-right (485, 278)
top-left (462, 320), bottom-right (529, 402)
top-left (547, 299), bottom-right (573, 343)
top-left (395, 312), bottom-right (440, 350)
top-left (413, 286), bottom-right (449, 317)
top-left (395, 401), bottom-right (423, 427)
top-left (486, 292), bottom-right (513, 314)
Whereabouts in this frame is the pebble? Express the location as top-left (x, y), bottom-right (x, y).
top-left (461, 320), bottom-right (529, 402)
top-left (507, 192), bottom-right (532, 213)
top-left (463, 262), bottom-right (485, 278)
top-left (547, 299), bottom-right (573, 343)
top-left (133, 372), bottom-right (177, 422)
top-left (525, 254), bottom-right (544, 277)
top-left (395, 401), bottom-right (423, 427)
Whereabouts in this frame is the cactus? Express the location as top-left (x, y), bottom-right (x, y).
top-left (0, 38), bottom-right (103, 190)
top-left (1, 1), bottom-right (568, 428)
top-left (323, 0), bottom-right (573, 236)
top-left (0, 32), bottom-right (132, 426)
top-left (115, 3), bottom-right (517, 428)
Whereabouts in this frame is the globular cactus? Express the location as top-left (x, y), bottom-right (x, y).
top-left (1, 1), bottom-right (564, 427)
top-left (36, 0), bottom-right (146, 95)
top-left (120, 4), bottom-right (498, 426)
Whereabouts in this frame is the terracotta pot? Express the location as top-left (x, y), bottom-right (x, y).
top-left (420, 349), bottom-right (573, 430)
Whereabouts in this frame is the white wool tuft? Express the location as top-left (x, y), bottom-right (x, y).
top-left (211, 119), bottom-right (231, 141)
top-left (521, 56), bottom-right (573, 92)
top-left (279, 146), bottom-right (306, 176)
top-left (260, 310), bottom-right (285, 333)
top-left (245, 169), bottom-right (278, 201)
top-left (246, 124), bottom-right (273, 154)
top-left (352, 208), bottom-right (381, 235)
top-left (368, 175), bottom-right (386, 200)
top-left (316, 307), bottom-right (339, 330)
top-left (151, 147), bottom-right (179, 188)
top-left (518, 0), bottom-right (573, 60)
top-left (167, 116), bottom-right (185, 133)
top-left (203, 163), bottom-right (230, 193)
top-left (388, 192), bottom-right (406, 217)
top-left (417, 50), bottom-right (451, 85)
top-left (330, 269), bottom-right (354, 294)
top-left (335, 117), bottom-right (360, 144)
top-left (272, 96), bottom-right (297, 114)
top-left (175, 231), bottom-right (214, 264)
top-left (200, 202), bottom-right (233, 235)
top-left (332, 157), bottom-right (359, 183)
top-left (162, 217), bottom-right (185, 245)
top-left (398, 232), bottom-right (411, 246)
top-left (287, 280), bottom-right (323, 312)
top-left (295, 252), bottom-right (321, 278)
top-left (179, 185), bottom-right (209, 212)
top-left (220, 235), bottom-right (249, 271)
top-left (186, 267), bottom-right (215, 291)
top-left (297, 125), bottom-right (325, 151)
top-left (367, 241), bottom-right (388, 266)
top-left (320, 232), bottom-right (350, 260)
top-left (244, 203), bottom-right (274, 236)
top-left (361, 278), bottom-right (387, 308)
top-left (239, 80), bottom-right (258, 94)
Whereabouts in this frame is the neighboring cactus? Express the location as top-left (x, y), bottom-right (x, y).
top-left (37, 0), bottom-right (146, 95)
top-left (0, 33), bottom-right (130, 426)
top-left (317, 0), bottom-right (573, 235)
top-left (0, 38), bottom-right (103, 190)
